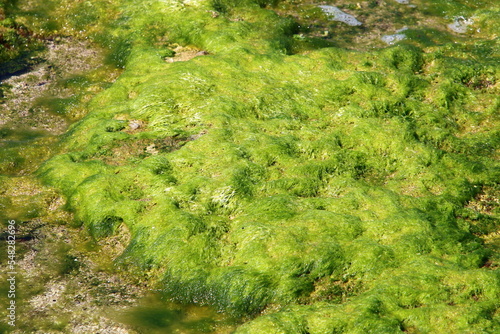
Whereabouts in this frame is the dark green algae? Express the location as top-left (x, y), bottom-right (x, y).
top-left (0, 1), bottom-right (42, 78)
top-left (3, 0), bottom-right (500, 332)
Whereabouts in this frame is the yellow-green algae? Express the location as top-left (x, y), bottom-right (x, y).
top-left (4, 0), bottom-right (499, 332)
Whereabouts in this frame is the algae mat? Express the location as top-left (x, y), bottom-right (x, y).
top-left (2, 0), bottom-right (500, 332)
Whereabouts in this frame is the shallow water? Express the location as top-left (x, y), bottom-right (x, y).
top-left (114, 292), bottom-right (239, 334)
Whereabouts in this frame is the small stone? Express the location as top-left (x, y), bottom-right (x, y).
top-left (129, 121), bottom-right (141, 130)
top-left (447, 16), bottom-right (474, 34)
top-left (145, 144), bottom-right (158, 155)
top-left (381, 33), bottom-right (406, 45)
top-left (318, 5), bottom-right (362, 26)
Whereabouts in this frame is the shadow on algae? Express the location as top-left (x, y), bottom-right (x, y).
top-left (1, 0), bottom-right (500, 332)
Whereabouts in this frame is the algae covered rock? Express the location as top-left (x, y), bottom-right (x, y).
top-left (10, 0), bottom-right (499, 332)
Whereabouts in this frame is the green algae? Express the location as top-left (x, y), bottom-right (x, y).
top-left (0, 1), bottom-right (42, 78)
top-left (2, 0), bottom-right (499, 332)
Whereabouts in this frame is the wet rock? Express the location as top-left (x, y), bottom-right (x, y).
top-left (128, 120), bottom-right (141, 130)
top-left (447, 16), bottom-right (474, 34)
top-left (381, 27), bottom-right (408, 44)
top-left (318, 5), bottom-right (362, 26)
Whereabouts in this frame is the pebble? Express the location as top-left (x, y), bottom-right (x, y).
top-left (447, 16), bottom-right (474, 34)
top-left (129, 120), bottom-right (141, 130)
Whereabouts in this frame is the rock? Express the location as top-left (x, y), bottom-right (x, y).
top-left (129, 120), bottom-right (141, 130)
top-left (318, 5), bottom-right (362, 26)
top-left (447, 16), bottom-right (474, 34)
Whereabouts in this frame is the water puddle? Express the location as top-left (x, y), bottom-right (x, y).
top-left (0, 125), bottom-right (57, 175)
top-left (113, 292), bottom-right (239, 334)
top-left (0, 126), bottom-right (48, 144)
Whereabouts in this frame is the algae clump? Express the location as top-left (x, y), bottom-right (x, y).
top-left (5, 0), bottom-right (499, 332)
